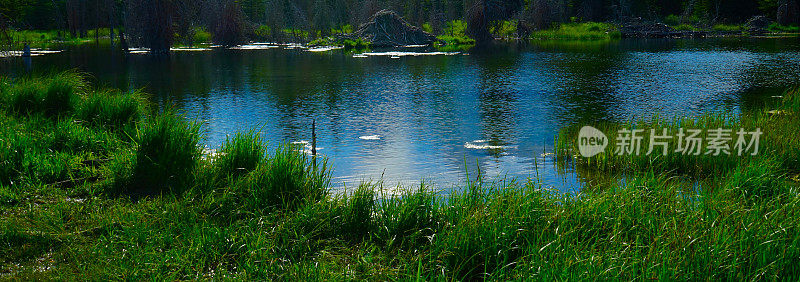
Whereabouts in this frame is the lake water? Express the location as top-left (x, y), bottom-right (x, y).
top-left (3, 37), bottom-right (800, 192)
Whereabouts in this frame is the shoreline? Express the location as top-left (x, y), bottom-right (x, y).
top-left (1, 70), bottom-right (798, 279)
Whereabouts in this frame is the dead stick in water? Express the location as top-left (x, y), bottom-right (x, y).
top-left (312, 119), bottom-right (317, 156)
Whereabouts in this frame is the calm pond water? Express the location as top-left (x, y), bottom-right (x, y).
top-left (3, 37), bottom-right (800, 192)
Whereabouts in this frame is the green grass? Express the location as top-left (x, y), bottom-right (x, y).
top-left (74, 90), bottom-right (146, 130)
top-left (308, 37), bottom-right (371, 50)
top-left (555, 88), bottom-right (800, 177)
top-left (530, 22), bottom-right (621, 40)
top-left (663, 14), bottom-right (682, 26)
top-left (1, 73), bottom-right (799, 279)
top-left (193, 27), bottom-right (212, 44)
top-left (3, 72), bottom-right (85, 117)
top-left (712, 24), bottom-right (744, 32)
top-left (434, 20), bottom-right (475, 50)
top-left (768, 23), bottom-right (800, 33)
top-left (2, 29), bottom-right (106, 49)
top-left (490, 20), bottom-right (517, 38)
top-left (110, 110), bottom-right (203, 196)
top-left (671, 23), bottom-right (699, 31)
top-left (436, 35), bottom-right (475, 46)
top-left (443, 20), bottom-right (468, 37)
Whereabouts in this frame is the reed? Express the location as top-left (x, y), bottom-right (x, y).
top-left (110, 110), bottom-right (202, 195)
top-left (74, 90), bottom-right (146, 130)
top-left (555, 87), bottom-right (800, 179)
top-left (212, 131), bottom-right (267, 181)
top-left (2, 72), bottom-right (84, 116)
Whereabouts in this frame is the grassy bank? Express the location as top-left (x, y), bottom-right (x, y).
top-left (1, 29), bottom-right (119, 49)
top-left (531, 22), bottom-right (621, 40)
top-left (555, 89), bottom-right (800, 179)
top-left (1, 73), bottom-right (799, 280)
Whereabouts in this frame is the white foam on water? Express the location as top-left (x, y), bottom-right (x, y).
top-left (31, 49), bottom-right (62, 54)
top-left (463, 142), bottom-right (516, 150)
top-left (359, 135), bottom-right (381, 140)
top-left (231, 44), bottom-right (280, 50)
top-left (282, 43), bottom-right (306, 49)
top-left (355, 51), bottom-right (460, 58)
top-left (307, 46), bottom-right (343, 52)
top-left (170, 47), bottom-right (212, 52)
top-left (352, 54), bottom-right (368, 58)
top-left (0, 50), bottom-right (62, 57)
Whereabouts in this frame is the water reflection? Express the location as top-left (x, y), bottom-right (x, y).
top-left (2, 38), bottom-right (799, 192)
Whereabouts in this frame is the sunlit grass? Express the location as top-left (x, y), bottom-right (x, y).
top-left (712, 24), bottom-right (744, 32)
top-left (530, 22), bottom-right (621, 40)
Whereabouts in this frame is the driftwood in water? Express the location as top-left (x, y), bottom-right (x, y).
top-left (344, 10), bottom-right (436, 47)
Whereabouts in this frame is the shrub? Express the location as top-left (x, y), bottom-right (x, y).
top-left (422, 23), bottom-right (434, 34)
top-left (308, 37), bottom-right (335, 46)
top-left (252, 25), bottom-right (272, 41)
top-left (330, 24), bottom-right (353, 35)
top-left (490, 20), bottom-right (517, 38)
top-left (444, 20), bottom-right (468, 37)
top-left (342, 38), bottom-right (370, 49)
top-left (193, 27), bottom-right (211, 44)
